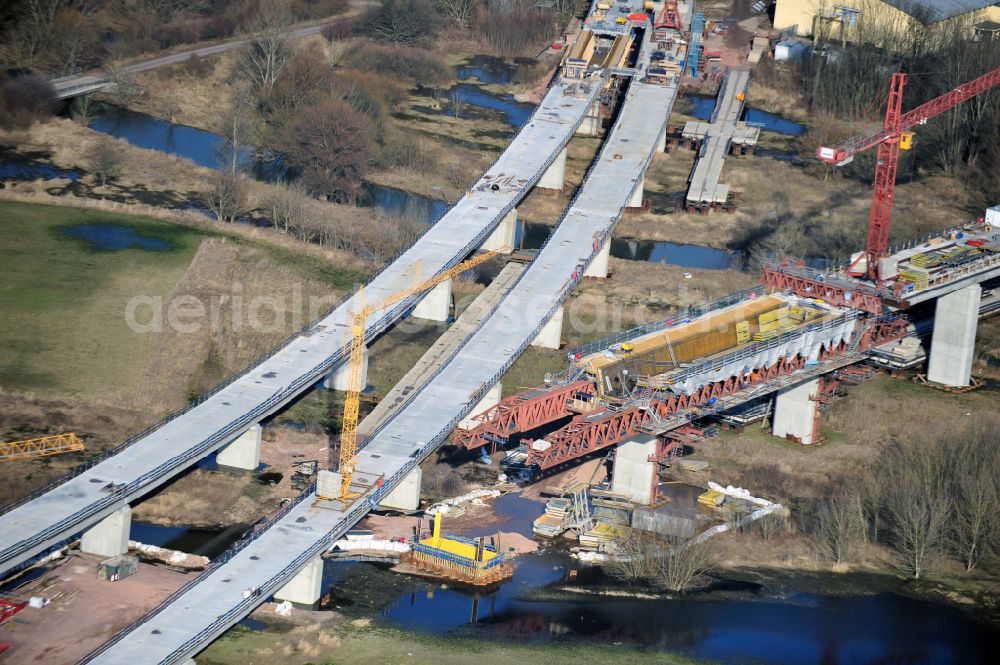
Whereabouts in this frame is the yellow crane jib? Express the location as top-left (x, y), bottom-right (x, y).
top-left (337, 246), bottom-right (509, 500)
top-left (0, 433), bottom-right (85, 463)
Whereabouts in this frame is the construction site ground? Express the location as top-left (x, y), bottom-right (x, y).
top-left (0, 553), bottom-right (189, 664)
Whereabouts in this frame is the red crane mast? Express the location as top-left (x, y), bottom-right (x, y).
top-left (817, 64), bottom-right (1000, 284)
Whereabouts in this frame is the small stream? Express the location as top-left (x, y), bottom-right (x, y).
top-left (687, 95), bottom-right (806, 136)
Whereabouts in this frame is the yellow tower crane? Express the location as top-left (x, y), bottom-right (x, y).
top-left (336, 247), bottom-right (508, 501)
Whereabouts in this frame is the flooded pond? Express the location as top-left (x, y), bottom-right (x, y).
top-left (456, 55), bottom-right (517, 85)
top-left (61, 223), bottom-right (171, 251)
top-left (687, 95), bottom-right (806, 136)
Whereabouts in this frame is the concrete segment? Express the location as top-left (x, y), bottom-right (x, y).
top-left (927, 284), bottom-right (981, 387)
top-left (81, 506), bottom-right (131, 558)
top-left (274, 556), bottom-right (323, 605)
top-left (537, 147), bottom-right (568, 191)
top-left (611, 434), bottom-right (657, 504)
top-left (216, 424), bottom-right (261, 470)
top-left (324, 348), bottom-right (369, 391)
top-left (772, 377), bottom-right (819, 444)
top-left (411, 278), bottom-right (453, 322)
top-left (584, 239), bottom-right (611, 278)
top-left (378, 467), bottom-right (422, 511)
top-left (532, 305), bottom-right (564, 349)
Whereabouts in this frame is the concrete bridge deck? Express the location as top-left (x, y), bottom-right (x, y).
top-left (81, 33), bottom-right (685, 664)
top-left (0, 77), bottom-right (601, 575)
top-left (686, 69), bottom-right (752, 207)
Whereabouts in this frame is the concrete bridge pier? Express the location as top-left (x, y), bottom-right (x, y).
top-left (411, 278), bottom-right (453, 323)
top-left (610, 434), bottom-right (657, 505)
top-left (584, 239), bottom-right (611, 278)
top-left (772, 377), bottom-right (820, 445)
top-left (470, 383), bottom-right (503, 415)
top-left (626, 177), bottom-right (645, 210)
top-left (81, 505), bottom-right (131, 558)
top-left (378, 467), bottom-right (422, 511)
top-left (274, 556), bottom-right (323, 606)
top-left (536, 147), bottom-right (567, 192)
top-left (576, 103), bottom-right (602, 136)
top-left (217, 424), bottom-right (262, 470)
top-left (657, 126), bottom-right (667, 153)
top-left (927, 284), bottom-right (981, 387)
top-left (531, 305), bottom-right (564, 349)
top-left (481, 208), bottom-right (517, 252)
top-left (324, 349), bottom-right (369, 391)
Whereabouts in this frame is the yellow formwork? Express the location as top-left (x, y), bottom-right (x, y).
top-left (419, 513), bottom-right (498, 563)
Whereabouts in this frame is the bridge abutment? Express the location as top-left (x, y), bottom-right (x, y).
top-left (772, 377), bottom-right (819, 445)
top-left (274, 556), bottom-right (323, 606)
top-left (611, 434), bottom-right (657, 505)
top-left (927, 284), bottom-right (981, 387)
top-left (378, 467), bottom-right (422, 511)
top-left (411, 278), bottom-right (453, 323)
top-left (537, 147), bottom-right (568, 192)
top-left (481, 208), bottom-right (517, 252)
top-left (531, 305), bottom-right (564, 349)
top-left (81, 505), bottom-right (131, 558)
top-left (324, 349), bottom-right (369, 391)
top-left (217, 424), bottom-right (262, 470)
top-left (584, 239), bottom-right (611, 278)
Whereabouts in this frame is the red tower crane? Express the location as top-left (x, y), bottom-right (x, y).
top-left (817, 64), bottom-right (1000, 284)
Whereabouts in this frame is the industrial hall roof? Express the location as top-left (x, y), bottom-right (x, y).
top-left (884, 0), bottom-right (999, 22)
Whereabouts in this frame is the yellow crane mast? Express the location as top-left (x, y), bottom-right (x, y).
top-left (0, 433), bottom-right (85, 463)
top-left (336, 247), bottom-right (508, 500)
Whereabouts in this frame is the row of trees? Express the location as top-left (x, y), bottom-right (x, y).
top-left (800, 418), bottom-right (1000, 579)
top-left (0, 0), bottom-right (349, 75)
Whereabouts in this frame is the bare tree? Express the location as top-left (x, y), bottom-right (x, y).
top-left (435, 0), bottom-right (477, 29)
top-left (363, 0), bottom-right (437, 45)
top-left (273, 95), bottom-right (373, 203)
top-left (87, 138), bottom-right (125, 186)
top-left (816, 492), bottom-right (867, 564)
top-left (951, 425), bottom-right (1000, 572)
top-left (609, 530), bottom-right (714, 593)
top-left (237, 1), bottom-right (293, 96)
top-left (203, 165), bottom-right (251, 223)
top-left (216, 88), bottom-right (257, 175)
top-left (260, 181), bottom-right (310, 234)
top-left (881, 439), bottom-right (953, 579)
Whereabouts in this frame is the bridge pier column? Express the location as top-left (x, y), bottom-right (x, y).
top-left (217, 424), bottom-right (262, 470)
top-left (584, 239), bottom-right (611, 278)
top-left (611, 434), bottom-right (657, 505)
top-left (772, 377), bottom-right (820, 445)
top-left (482, 208), bottom-right (516, 252)
top-left (531, 305), bottom-right (564, 350)
top-left (324, 349), bottom-right (369, 391)
top-left (927, 284), bottom-right (981, 387)
top-left (536, 147), bottom-right (567, 192)
top-left (657, 126), bottom-right (667, 153)
top-left (81, 505), bottom-right (131, 558)
top-left (378, 467), bottom-right (422, 512)
top-left (576, 103), bottom-right (601, 136)
top-left (411, 278), bottom-right (453, 323)
top-left (471, 383), bottom-right (502, 415)
top-left (274, 556), bottom-right (323, 606)
top-left (627, 178), bottom-right (645, 209)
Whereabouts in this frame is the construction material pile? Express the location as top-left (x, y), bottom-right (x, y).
top-left (532, 497), bottom-right (571, 538)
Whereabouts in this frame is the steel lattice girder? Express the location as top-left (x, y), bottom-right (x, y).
top-left (452, 380), bottom-right (593, 450)
top-left (761, 266), bottom-right (885, 314)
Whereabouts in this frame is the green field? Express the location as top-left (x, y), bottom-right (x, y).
top-left (0, 202), bottom-right (213, 398)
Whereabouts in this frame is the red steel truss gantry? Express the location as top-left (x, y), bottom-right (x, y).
top-left (452, 380), bottom-right (592, 450)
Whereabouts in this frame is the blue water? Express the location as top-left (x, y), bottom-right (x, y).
top-left (90, 109), bottom-right (237, 170)
top-left (0, 161), bottom-right (81, 181)
top-left (688, 95), bottom-right (806, 136)
top-left (62, 224), bottom-right (171, 251)
top-left (456, 56), bottom-right (516, 85)
top-left (422, 83), bottom-right (535, 129)
top-left (364, 182), bottom-right (448, 224)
